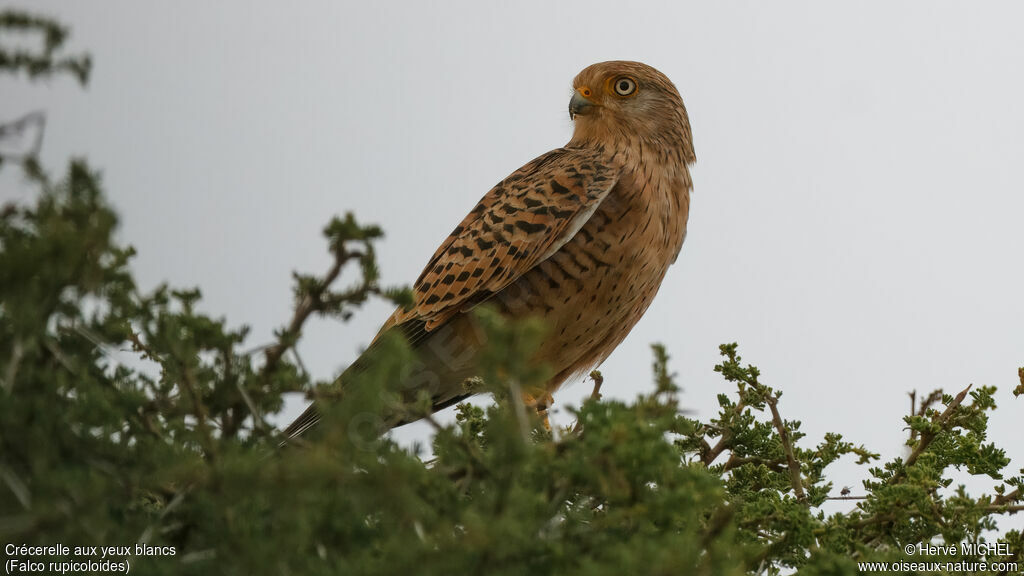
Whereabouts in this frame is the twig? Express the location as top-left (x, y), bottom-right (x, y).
top-left (421, 413), bottom-right (445, 434)
top-left (507, 379), bottom-right (532, 444)
top-left (240, 341), bottom-right (275, 357)
top-left (825, 495), bottom-right (868, 501)
top-left (136, 410), bottom-right (163, 440)
top-left (422, 412), bottom-right (490, 483)
top-left (43, 339), bottom-right (75, 374)
top-left (2, 340), bottom-right (23, 394)
top-left (0, 110), bottom-right (46, 160)
top-left (723, 455), bottom-right (787, 473)
top-left (917, 390), bottom-right (944, 417)
top-left (137, 487), bottom-right (187, 545)
top-left (900, 384), bottom-right (972, 475)
top-left (291, 348), bottom-right (310, 380)
top-left (178, 362), bottom-right (216, 460)
top-left (262, 247), bottom-right (356, 378)
top-left (764, 393), bottom-right (806, 502)
top-left (0, 465), bottom-right (31, 509)
top-left (701, 400), bottom-right (746, 466)
top-left (700, 504), bottom-right (734, 549)
top-left (908, 390), bottom-right (916, 442)
top-left (836, 513), bottom-right (894, 532)
top-left (839, 501), bottom-right (1024, 533)
top-left (71, 323), bottom-right (106, 349)
top-left (587, 370), bottom-right (604, 401)
top-left (697, 436), bottom-right (712, 458)
top-left (570, 371), bottom-right (604, 434)
top-left (127, 330), bottom-right (157, 361)
top-left (908, 389), bottom-right (943, 443)
top-left (234, 379), bottom-right (269, 432)
top-left (993, 487), bottom-right (1022, 507)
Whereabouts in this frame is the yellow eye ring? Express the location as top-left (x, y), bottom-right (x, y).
top-left (612, 76), bottom-right (637, 97)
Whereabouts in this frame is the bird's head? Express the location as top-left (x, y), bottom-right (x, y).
top-left (568, 61), bottom-right (695, 164)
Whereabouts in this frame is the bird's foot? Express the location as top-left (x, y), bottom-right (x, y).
top-left (522, 391), bottom-right (554, 431)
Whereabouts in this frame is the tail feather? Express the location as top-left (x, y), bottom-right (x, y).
top-left (280, 316), bottom-right (483, 441)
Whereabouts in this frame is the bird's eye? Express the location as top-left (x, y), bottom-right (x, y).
top-left (613, 76), bottom-right (637, 96)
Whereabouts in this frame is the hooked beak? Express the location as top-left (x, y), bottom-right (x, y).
top-left (569, 90), bottom-right (597, 120)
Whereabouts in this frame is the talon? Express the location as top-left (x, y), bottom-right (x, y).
top-left (523, 391), bottom-right (554, 430)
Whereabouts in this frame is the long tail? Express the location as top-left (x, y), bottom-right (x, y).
top-left (281, 317), bottom-right (481, 441)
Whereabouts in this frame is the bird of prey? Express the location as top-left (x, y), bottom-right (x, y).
top-left (285, 61), bottom-right (695, 439)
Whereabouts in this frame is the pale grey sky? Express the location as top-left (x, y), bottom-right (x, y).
top-left (2, 1), bottom-right (1022, 527)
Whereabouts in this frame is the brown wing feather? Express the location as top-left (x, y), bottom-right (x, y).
top-left (378, 146), bottom-right (622, 336)
top-left (285, 147), bottom-right (624, 441)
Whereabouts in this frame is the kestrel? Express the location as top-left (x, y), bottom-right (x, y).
top-left (285, 61), bottom-right (695, 438)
